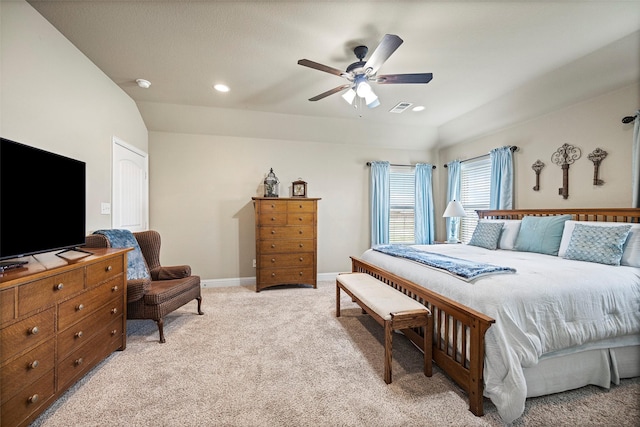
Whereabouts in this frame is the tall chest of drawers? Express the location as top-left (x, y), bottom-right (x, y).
top-left (253, 197), bottom-right (320, 292)
top-left (0, 248), bottom-right (129, 427)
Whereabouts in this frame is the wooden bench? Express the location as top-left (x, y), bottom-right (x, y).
top-left (336, 272), bottom-right (433, 384)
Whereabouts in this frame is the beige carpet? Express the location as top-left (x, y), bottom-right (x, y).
top-left (30, 281), bottom-right (638, 427)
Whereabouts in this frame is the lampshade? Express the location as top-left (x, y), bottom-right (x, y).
top-left (443, 200), bottom-right (466, 218)
top-left (341, 88), bottom-right (356, 104)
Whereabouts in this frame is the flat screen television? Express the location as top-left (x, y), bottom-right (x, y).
top-left (0, 137), bottom-right (86, 265)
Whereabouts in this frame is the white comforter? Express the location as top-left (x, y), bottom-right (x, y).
top-left (361, 244), bottom-right (640, 423)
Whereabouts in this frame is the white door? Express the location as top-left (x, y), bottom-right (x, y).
top-left (112, 137), bottom-right (149, 231)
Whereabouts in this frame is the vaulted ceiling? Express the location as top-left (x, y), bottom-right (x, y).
top-left (28, 0), bottom-right (640, 149)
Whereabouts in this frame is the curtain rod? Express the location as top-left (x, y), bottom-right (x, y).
top-left (366, 162), bottom-right (436, 169)
top-left (443, 145), bottom-right (518, 168)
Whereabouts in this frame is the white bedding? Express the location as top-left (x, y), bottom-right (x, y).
top-left (360, 244), bottom-right (640, 423)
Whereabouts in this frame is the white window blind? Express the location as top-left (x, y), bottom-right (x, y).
top-left (459, 157), bottom-right (491, 243)
top-left (389, 165), bottom-right (415, 244)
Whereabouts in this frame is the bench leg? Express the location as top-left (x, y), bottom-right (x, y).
top-left (424, 315), bottom-right (433, 377)
top-left (384, 319), bottom-right (392, 384)
top-left (336, 282), bottom-right (341, 317)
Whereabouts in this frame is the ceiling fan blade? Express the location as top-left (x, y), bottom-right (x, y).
top-left (363, 34), bottom-right (403, 75)
top-left (308, 84), bottom-right (351, 101)
top-left (298, 59), bottom-right (348, 78)
top-left (375, 73), bottom-right (433, 84)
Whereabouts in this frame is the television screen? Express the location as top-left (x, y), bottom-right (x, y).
top-left (0, 138), bottom-right (86, 261)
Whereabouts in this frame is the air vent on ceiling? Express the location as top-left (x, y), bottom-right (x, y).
top-left (389, 102), bottom-right (413, 113)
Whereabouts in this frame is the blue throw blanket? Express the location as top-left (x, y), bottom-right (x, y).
top-left (373, 244), bottom-right (516, 281)
top-left (93, 229), bottom-right (151, 281)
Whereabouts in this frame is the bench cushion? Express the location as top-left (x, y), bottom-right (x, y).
top-left (337, 273), bottom-right (428, 320)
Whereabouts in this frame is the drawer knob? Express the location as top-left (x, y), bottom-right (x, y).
top-left (28, 394), bottom-right (39, 404)
top-left (75, 331), bottom-right (84, 338)
top-left (271, 230), bottom-right (276, 234)
top-left (111, 329), bottom-right (117, 336)
top-left (105, 265), bottom-right (113, 272)
top-left (299, 272), bottom-right (303, 276)
top-left (298, 217), bottom-right (303, 221)
top-left (29, 360), bottom-right (39, 369)
top-left (75, 358), bottom-right (83, 366)
top-left (299, 257), bottom-right (303, 262)
top-left (271, 244), bottom-right (276, 248)
top-left (29, 326), bottom-right (39, 335)
top-left (271, 258), bottom-right (275, 263)
top-left (298, 205), bottom-right (303, 208)
top-left (271, 273), bottom-right (276, 277)
top-left (271, 217), bottom-right (276, 221)
top-left (111, 308), bottom-right (118, 314)
top-left (299, 230), bottom-right (303, 234)
top-left (112, 285), bottom-right (119, 292)
top-left (270, 204), bottom-right (275, 208)
top-left (299, 243), bottom-right (304, 248)
top-left (55, 283), bottom-right (64, 291)
top-left (76, 304), bottom-right (84, 311)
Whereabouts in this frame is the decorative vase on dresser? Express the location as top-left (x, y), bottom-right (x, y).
top-left (252, 197), bottom-right (320, 292)
top-left (0, 248), bottom-right (130, 427)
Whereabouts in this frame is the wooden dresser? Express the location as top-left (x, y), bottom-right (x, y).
top-left (252, 197), bottom-right (320, 292)
top-left (0, 248), bottom-right (129, 427)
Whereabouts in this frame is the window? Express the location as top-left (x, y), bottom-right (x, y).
top-left (389, 165), bottom-right (415, 244)
top-left (459, 157), bottom-right (491, 243)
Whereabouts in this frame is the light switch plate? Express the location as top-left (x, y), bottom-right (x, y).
top-left (101, 202), bottom-right (111, 215)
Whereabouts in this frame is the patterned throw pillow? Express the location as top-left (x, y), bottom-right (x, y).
top-left (468, 221), bottom-right (504, 250)
top-left (563, 223), bottom-right (632, 265)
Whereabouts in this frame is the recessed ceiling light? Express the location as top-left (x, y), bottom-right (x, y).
top-left (136, 79), bottom-right (151, 89)
top-left (214, 84), bottom-right (230, 92)
top-left (412, 106), bottom-right (425, 112)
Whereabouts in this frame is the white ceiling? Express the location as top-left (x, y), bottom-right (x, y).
top-left (27, 0), bottom-right (640, 149)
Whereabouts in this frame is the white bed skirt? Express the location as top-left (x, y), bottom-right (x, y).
top-left (522, 340), bottom-right (640, 398)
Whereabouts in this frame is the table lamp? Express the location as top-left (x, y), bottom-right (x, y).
top-left (443, 200), bottom-right (466, 243)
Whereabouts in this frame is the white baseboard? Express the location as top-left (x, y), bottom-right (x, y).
top-left (201, 272), bottom-right (342, 288)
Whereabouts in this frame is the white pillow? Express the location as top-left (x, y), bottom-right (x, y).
top-left (480, 219), bottom-right (522, 250)
top-left (558, 220), bottom-right (640, 267)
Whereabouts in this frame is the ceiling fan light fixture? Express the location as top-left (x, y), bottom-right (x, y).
top-left (342, 88), bottom-right (356, 104)
top-left (355, 79), bottom-right (372, 97)
top-left (365, 92), bottom-right (380, 108)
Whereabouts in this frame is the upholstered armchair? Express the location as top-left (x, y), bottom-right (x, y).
top-left (85, 230), bottom-right (203, 343)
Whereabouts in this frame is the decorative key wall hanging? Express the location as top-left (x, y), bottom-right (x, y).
top-left (587, 148), bottom-right (607, 186)
top-left (531, 160), bottom-right (545, 191)
top-left (551, 143), bottom-right (581, 199)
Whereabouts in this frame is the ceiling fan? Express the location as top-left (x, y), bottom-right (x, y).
top-left (297, 34), bottom-right (433, 109)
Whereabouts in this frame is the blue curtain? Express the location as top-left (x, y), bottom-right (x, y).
top-left (370, 161), bottom-right (390, 246)
top-left (446, 160), bottom-right (461, 242)
top-left (490, 146), bottom-right (513, 209)
top-left (415, 163), bottom-right (434, 244)
top-left (632, 111), bottom-right (640, 208)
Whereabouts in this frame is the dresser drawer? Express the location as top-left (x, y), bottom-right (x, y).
top-left (257, 200), bottom-right (286, 214)
top-left (58, 277), bottom-right (124, 331)
top-left (258, 239), bottom-right (315, 254)
top-left (1, 307), bottom-right (55, 362)
top-left (287, 200), bottom-right (315, 212)
top-left (286, 212), bottom-right (314, 226)
top-left (259, 226), bottom-right (315, 240)
top-left (259, 253), bottom-right (314, 269)
top-left (57, 319), bottom-right (123, 391)
top-left (259, 268), bottom-right (315, 285)
top-left (58, 297), bottom-right (124, 359)
top-left (18, 269), bottom-right (84, 316)
top-left (258, 211), bottom-right (287, 225)
top-left (0, 287), bottom-right (16, 326)
top-left (1, 338), bottom-right (55, 403)
top-left (1, 368), bottom-right (54, 427)
top-left (86, 256), bottom-right (124, 285)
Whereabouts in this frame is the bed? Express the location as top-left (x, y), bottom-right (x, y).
top-left (351, 208), bottom-right (640, 423)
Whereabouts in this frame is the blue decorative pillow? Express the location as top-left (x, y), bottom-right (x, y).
top-left (514, 214), bottom-right (572, 256)
top-left (563, 223), bottom-right (632, 265)
top-left (468, 221), bottom-right (504, 250)
top-left (93, 229), bottom-right (151, 280)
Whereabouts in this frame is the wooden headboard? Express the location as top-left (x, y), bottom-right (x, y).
top-left (476, 208), bottom-right (640, 223)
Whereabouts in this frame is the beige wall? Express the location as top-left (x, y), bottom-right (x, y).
top-left (436, 83), bottom-right (638, 240)
top-left (148, 131), bottom-right (433, 281)
top-left (0, 0), bottom-right (148, 232)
